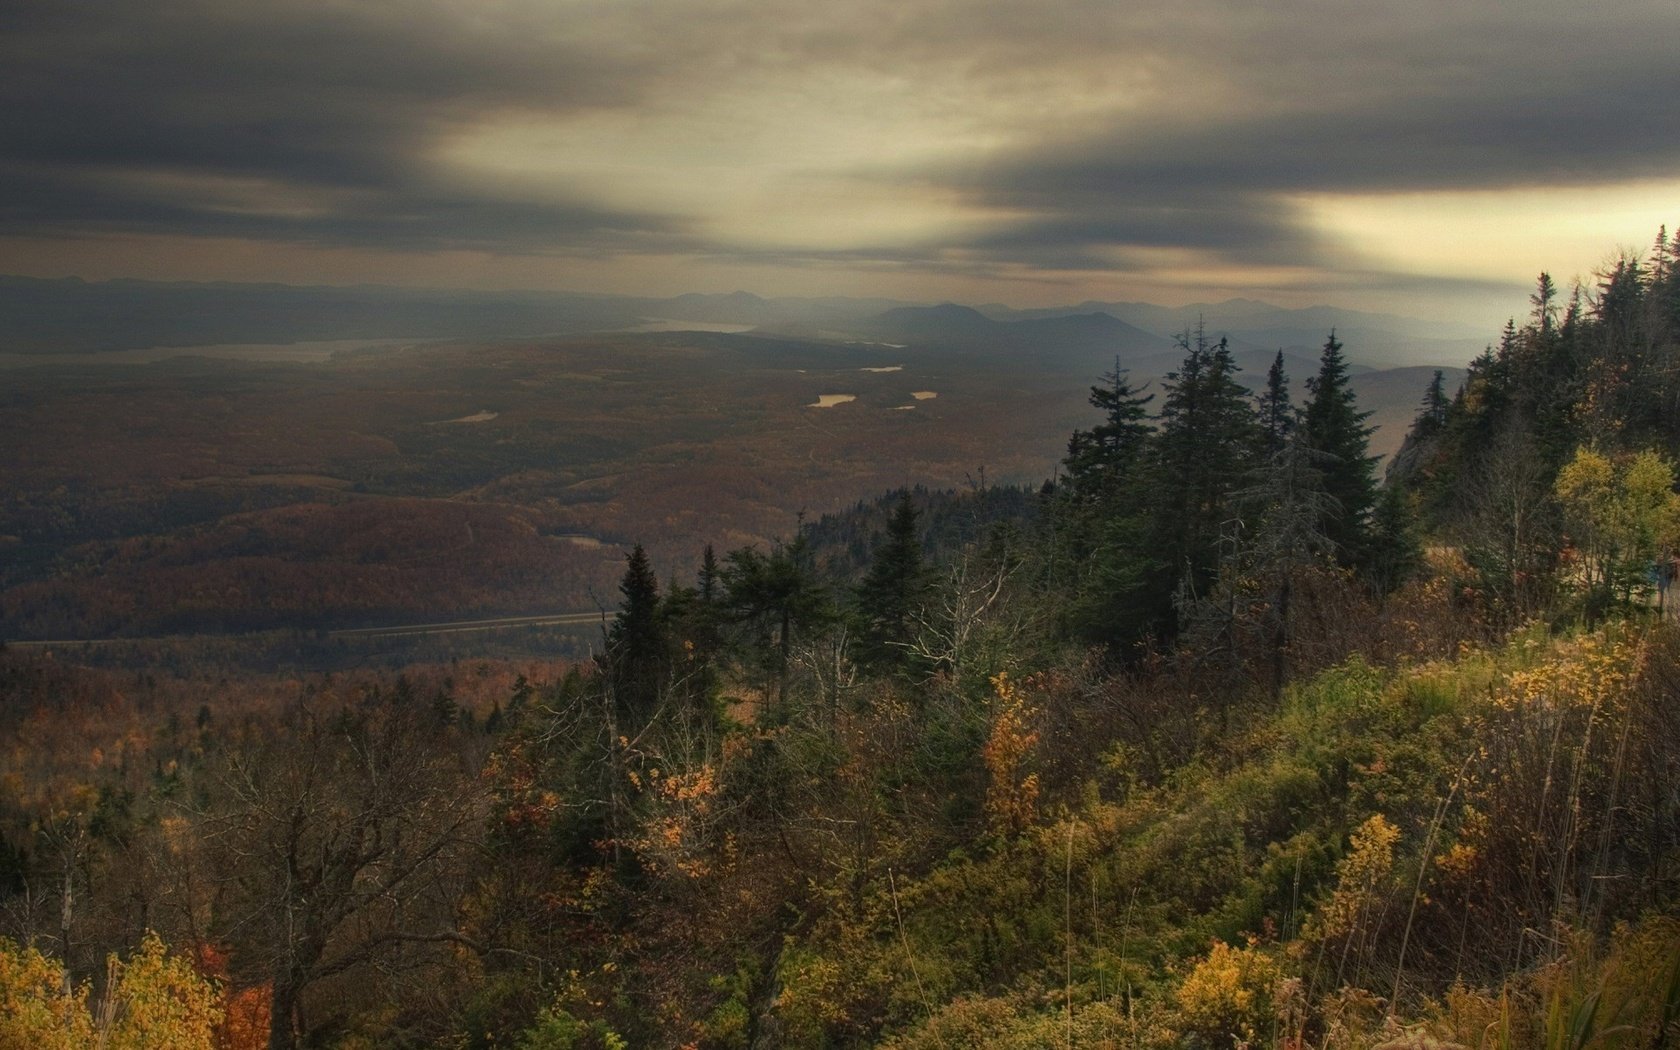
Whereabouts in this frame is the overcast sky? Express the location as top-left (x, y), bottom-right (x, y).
top-left (3, 0), bottom-right (1676, 326)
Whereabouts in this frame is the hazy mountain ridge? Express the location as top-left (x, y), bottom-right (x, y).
top-left (972, 296), bottom-right (1489, 368)
top-left (2, 274), bottom-right (1479, 368)
top-left (974, 295), bottom-right (1485, 339)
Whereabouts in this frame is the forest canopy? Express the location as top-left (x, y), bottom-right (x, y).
top-left (2, 228), bottom-right (1679, 1049)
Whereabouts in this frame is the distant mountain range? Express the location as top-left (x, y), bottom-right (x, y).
top-left (0, 275), bottom-right (1489, 369)
top-left (845, 304), bottom-right (1169, 362)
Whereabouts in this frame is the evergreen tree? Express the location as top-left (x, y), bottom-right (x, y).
top-left (1301, 331), bottom-right (1379, 568)
top-left (1653, 230), bottom-right (1680, 443)
top-left (1061, 358), bottom-right (1153, 503)
top-left (657, 573), bottom-right (715, 720)
top-left (1581, 256), bottom-right (1650, 442)
top-left (1244, 430), bottom-right (1337, 697)
top-left (1422, 369), bottom-right (1448, 433)
top-left (1365, 485), bottom-right (1423, 597)
top-left (606, 543), bottom-right (666, 722)
top-left (665, 544), bottom-right (723, 664)
top-left (1657, 228), bottom-right (1680, 335)
top-left (698, 544), bottom-right (720, 604)
top-left (1151, 329), bottom-right (1262, 613)
top-left (1401, 369), bottom-right (1449, 447)
top-left (1597, 255), bottom-right (1646, 353)
top-left (1386, 369), bottom-right (1453, 493)
top-left (1530, 271), bottom-right (1559, 336)
top-left (721, 533), bottom-right (834, 720)
top-left (1258, 349), bottom-right (1294, 454)
top-left (854, 491), bottom-right (931, 673)
top-left (1051, 358), bottom-right (1159, 645)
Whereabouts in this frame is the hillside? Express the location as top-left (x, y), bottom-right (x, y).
top-left (2, 560), bottom-right (1675, 1047)
top-left (1, 229), bottom-right (1677, 1050)
top-left (2, 327), bottom-right (1447, 644)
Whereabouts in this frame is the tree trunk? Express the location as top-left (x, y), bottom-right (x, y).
top-left (1270, 572), bottom-right (1292, 701)
top-left (59, 856), bottom-right (74, 996)
top-left (268, 976), bottom-right (300, 1050)
top-left (777, 606), bottom-right (792, 720)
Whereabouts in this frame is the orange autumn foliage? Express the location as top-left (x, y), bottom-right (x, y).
top-left (982, 672), bottom-right (1041, 836)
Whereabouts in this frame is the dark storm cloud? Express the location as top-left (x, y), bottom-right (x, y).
top-left (2, 0), bottom-right (1677, 276)
top-left (823, 0), bottom-right (1680, 279)
top-left (959, 196), bottom-right (1325, 270)
top-left (0, 0), bottom-right (686, 249)
top-left (965, 72), bottom-right (1680, 201)
top-left (1, 165), bottom-right (682, 252)
top-left (913, 52), bottom-right (1680, 274)
top-left (2, 1), bottom-right (636, 173)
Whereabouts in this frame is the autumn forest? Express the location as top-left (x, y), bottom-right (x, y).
top-left (4, 230), bottom-right (1680, 1049)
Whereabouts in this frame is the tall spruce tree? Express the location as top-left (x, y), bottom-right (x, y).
top-left (1054, 358), bottom-right (1159, 644)
top-left (1301, 331), bottom-right (1379, 568)
top-left (1151, 328), bottom-right (1262, 613)
top-left (1419, 370), bottom-right (1449, 437)
top-left (1531, 271), bottom-right (1559, 336)
top-left (658, 548), bottom-right (727, 719)
top-left (1245, 430), bottom-right (1337, 697)
top-left (687, 542), bottom-right (725, 667)
top-left (854, 491), bottom-right (931, 672)
top-left (1386, 369), bottom-right (1453, 493)
top-left (698, 543), bottom-right (720, 604)
top-left (721, 534), bottom-right (833, 720)
top-left (606, 543), bottom-right (666, 723)
top-left (1062, 358), bottom-right (1153, 502)
top-left (1259, 349), bottom-right (1294, 454)
top-left (1365, 485), bottom-right (1423, 597)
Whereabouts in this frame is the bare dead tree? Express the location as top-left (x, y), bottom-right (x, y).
top-left (191, 693), bottom-right (489, 1050)
top-left (1454, 421), bottom-right (1557, 622)
top-left (902, 542), bottom-right (1037, 687)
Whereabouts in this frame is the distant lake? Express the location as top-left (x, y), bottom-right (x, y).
top-left (0, 339), bottom-right (417, 369)
top-left (615, 318), bottom-right (758, 334)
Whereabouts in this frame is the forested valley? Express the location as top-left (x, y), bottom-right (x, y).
top-left (4, 230), bottom-right (1680, 1049)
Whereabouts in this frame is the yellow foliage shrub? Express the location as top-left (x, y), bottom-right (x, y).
top-left (983, 673), bottom-right (1041, 837)
top-left (0, 940), bottom-right (95, 1050)
top-left (1494, 633), bottom-right (1635, 715)
top-left (1174, 939), bottom-right (1283, 1047)
top-left (1310, 814), bottom-right (1400, 943)
top-left (103, 931), bottom-right (223, 1050)
top-left (0, 932), bottom-right (220, 1050)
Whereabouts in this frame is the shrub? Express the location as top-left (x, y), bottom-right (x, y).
top-left (1174, 939), bottom-right (1283, 1047)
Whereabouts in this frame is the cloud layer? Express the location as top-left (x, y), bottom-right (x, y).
top-left (3, 0), bottom-right (1677, 309)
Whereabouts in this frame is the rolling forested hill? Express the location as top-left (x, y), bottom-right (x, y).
top-left (1, 229), bottom-right (1678, 1049)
